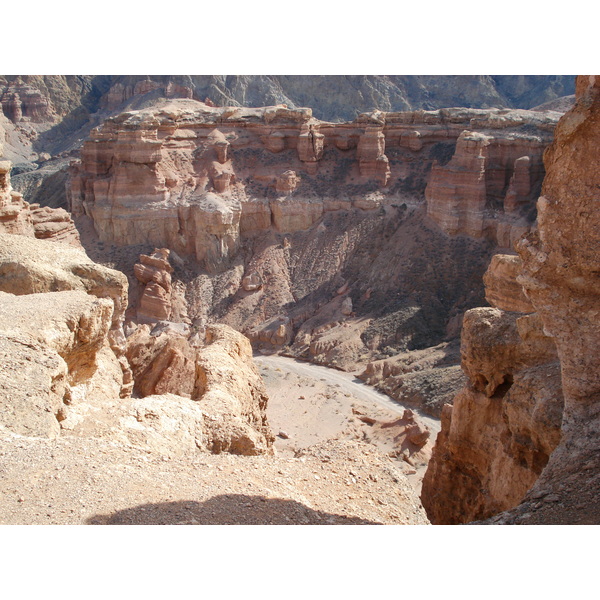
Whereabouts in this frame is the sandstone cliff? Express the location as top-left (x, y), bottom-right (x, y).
top-left (422, 76), bottom-right (600, 524)
top-left (421, 300), bottom-right (563, 523)
top-left (484, 75), bottom-right (600, 524)
top-left (68, 101), bottom-right (559, 259)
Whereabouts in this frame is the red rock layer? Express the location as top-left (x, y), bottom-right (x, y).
top-left (133, 248), bottom-right (174, 323)
top-left (0, 78), bottom-right (55, 123)
top-left (425, 126), bottom-right (549, 246)
top-left (67, 101), bottom-right (560, 275)
top-left (423, 77), bottom-right (600, 525)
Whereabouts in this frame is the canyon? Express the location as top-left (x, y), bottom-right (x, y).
top-left (0, 74), bottom-right (598, 526)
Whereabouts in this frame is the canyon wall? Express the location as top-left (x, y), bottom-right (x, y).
top-left (67, 101), bottom-right (559, 261)
top-left (423, 76), bottom-right (600, 524)
top-left (64, 100), bottom-right (562, 418)
top-left (488, 75), bottom-right (600, 524)
top-left (421, 255), bottom-right (563, 523)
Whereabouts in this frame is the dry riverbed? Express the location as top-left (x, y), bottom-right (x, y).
top-left (256, 354), bottom-right (441, 495)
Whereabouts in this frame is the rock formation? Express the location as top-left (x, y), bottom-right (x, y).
top-left (483, 254), bottom-right (533, 313)
top-left (0, 232), bottom-right (132, 396)
top-left (62, 100), bottom-right (562, 379)
top-left (0, 289), bottom-right (119, 438)
top-left (357, 126), bottom-right (390, 185)
top-left (421, 78), bottom-right (600, 524)
top-left (0, 228), bottom-right (274, 457)
top-left (0, 159), bottom-right (35, 236)
top-left (424, 119), bottom-right (551, 245)
top-left (0, 159), bottom-right (80, 245)
top-left (124, 322), bottom-right (274, 455)
top-left (421, 305), bottom-right (563, 523)
top-left (484, 75), bottom-right (600, 524)
top-left (0, 78), bottom-right (55, 123)
top-left (134, 248), bottom-right (174, 323)
top-left (67, 101), bottom-right (560, 272)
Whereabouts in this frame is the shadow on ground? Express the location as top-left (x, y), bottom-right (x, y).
top-left (86, 494), bottom-right (380, 525)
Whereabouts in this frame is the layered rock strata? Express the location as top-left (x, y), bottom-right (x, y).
top-left (68, 100), bottom-right (560, 276)
top-left (66, 100), bottom-right (561, 414)
top-left (0, 78), bottom-right (55, 123)
top-left (133, 248), bottom-right (174, 323)
top-left (424, 121), bottom-right (552, 245)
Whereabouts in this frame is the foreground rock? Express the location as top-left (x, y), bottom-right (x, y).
top-left (0, 232), bottom-right (273, 457)
top-left (0, 290), bottom-right (120, 438)
top-left (486, 75), bottom-right (600, 524)
top-left (421, 269), bottom-right (562, 523)
top-left (422, 76), bottom-right (600, 525)
top-left (125, 323), bottom-right (274, 455)
top-left (0, 232), bottom-right (132, 396)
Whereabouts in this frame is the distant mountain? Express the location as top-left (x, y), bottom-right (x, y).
top-left (1, 74), bottom-right (576, 123)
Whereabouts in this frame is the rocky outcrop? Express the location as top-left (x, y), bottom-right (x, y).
top-left (421, 256), bottom-right (563, 523)
top-left (425, 131), bottom-right (489, 237)
top-left (0, 232), bottom-right (131, 396)
top-left (0, 160), bottom-right (35, 236)
top-left (483, 254), bottom-right (533, 313)
top-left (30, 204), bottom-right (81, 246)
top-left (422, 76), bottom-right (600, 526)
top-left (0, 78), bottom-right (55, 123)
top-left (125, 323), bottom-right (274, 455)
top-left (134, 248), bottom-right (174, 323)
top-left (0, 159), bottom-right (80, 245)
top-left (357, 126), bottom-right (390, 185)
top-left (484, 76), bottom-right (600, 524)
top-left (0, 289), bottom-right (119, 438)
top-left (195, 324), bottom-right (274, 454)
top-left (0, 229), bottom-right (274, 457)
top-left (425, 121), bottom-right (552, 246)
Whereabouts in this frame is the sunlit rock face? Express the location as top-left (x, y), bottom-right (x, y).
top-left (423, 76), bottom-right (600, 525)
top-left (68, 100), bottom-right (560, 277)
